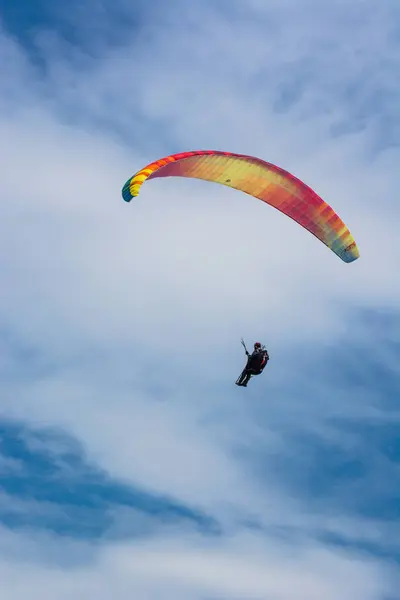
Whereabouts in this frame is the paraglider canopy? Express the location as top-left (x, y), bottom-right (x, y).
top-left (122, 149), bottom-right (359, 263)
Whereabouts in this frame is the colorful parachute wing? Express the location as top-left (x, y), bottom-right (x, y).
top-left (122, 150), bottom-right (359, 263)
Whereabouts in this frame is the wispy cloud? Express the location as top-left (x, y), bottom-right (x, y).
top-left (0, 420), bottom-right (217, 539)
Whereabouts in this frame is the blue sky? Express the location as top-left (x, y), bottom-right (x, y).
top-left (1, 1), bottom-right (399, 598)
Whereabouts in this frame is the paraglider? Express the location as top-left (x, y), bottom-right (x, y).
top-left (121, 149), bottom-right (360, 263)
top-left (235, 339), bottom-right (269, 387)
top-left (121, 149), bottom-right (360, 389)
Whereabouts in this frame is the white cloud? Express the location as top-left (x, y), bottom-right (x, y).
top-left (0, 528), bottom-right (397, 600)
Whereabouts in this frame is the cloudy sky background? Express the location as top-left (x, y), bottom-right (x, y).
top-left (1, 0), bottom-right (399, 598)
